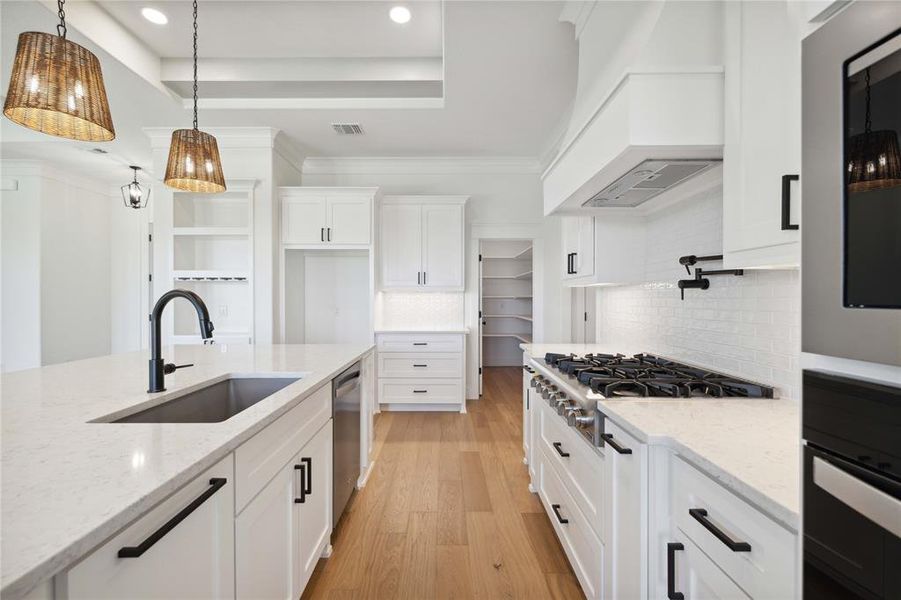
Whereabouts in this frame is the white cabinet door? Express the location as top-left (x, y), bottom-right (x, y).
top-left (723, 0), bottom-right (801, 268)
top-left (380, 203), bottom-right (422, 288)
top-left (326, 195), bottom-right (370, 244)
top-left (421, 203), bottom-right (464, 289)
top-left (604, 421), bottom-right (646, 600)
top-left (669, 531), bottom-right (750, 600)
top-left (236, 460), bottom-right (299, 600)
top-left (296, 421), bottom-right (333, 593)
top-left (561, 216), bottom-right (581, 280)
top-left (283, 195), bottom-right (328, 244)
top-left (575, 215), bottom-right (595, 278)
top-left (65, 457), bottom-right (234, 600)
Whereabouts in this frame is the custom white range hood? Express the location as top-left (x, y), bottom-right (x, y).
top-left (543, 1), bottom-right (725, 215)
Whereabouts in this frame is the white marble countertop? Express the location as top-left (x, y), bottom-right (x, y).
top-left (1, 343), bottom-right (373, 600)
top-left (521, 343), bottom-right (800, 531)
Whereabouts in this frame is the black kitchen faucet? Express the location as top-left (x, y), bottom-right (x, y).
top-left (148, 289), bottom-right (214, 392)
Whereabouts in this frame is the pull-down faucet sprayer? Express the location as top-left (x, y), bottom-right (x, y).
top-left (148, 290), bottom-right (214, 392)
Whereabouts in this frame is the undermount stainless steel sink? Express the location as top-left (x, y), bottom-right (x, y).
top-left (112, 376), bottom-right (301, 423)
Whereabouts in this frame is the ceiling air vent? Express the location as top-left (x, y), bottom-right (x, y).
top-left (332, 123), bottom-right (364, 135)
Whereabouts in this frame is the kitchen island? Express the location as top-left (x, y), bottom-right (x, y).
top-left (1, 343), bottom-right (374, 600)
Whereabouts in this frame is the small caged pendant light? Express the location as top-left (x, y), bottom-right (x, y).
top-left (3, 0), bottom-right (115, 141)
top-left (121, 166), bottom-right (150, 209)
top-left (847, 67), bottom-right (901, 192)
top-left (164, 0), bottom-right (226, 194)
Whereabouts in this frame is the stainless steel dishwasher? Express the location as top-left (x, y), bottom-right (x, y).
top-left (332, 361), bottom-right (361, 527)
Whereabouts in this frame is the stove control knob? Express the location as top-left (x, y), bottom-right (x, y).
top-left (566, 408), bottom-right (595, 428)
top-left (541, 385), bottom-right (558, 400)
top-left (556, 398), bottom-right (575, 415)
top-left (530, 375), bottom-right (543, 388)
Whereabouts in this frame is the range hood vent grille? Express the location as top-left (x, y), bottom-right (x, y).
top-left (582, 159), bottom-right (721, 208)
top-left (332, 123), bottom-right (364, 135)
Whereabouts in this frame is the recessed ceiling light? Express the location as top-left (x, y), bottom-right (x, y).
top-left (141, 7), bottom-right (168, 25)
top-left (389, 6), bottom-right (411, 24)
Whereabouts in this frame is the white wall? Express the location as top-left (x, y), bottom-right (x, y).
top-left (1, 161), bottom-right (123, 370)
top-left (594, 185), bottom-right (801, 400)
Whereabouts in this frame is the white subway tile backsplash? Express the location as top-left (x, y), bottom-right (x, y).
top-left (374, 292), bottom-right (465, 330)
top-left (596, 186), bottom-right (801, 400)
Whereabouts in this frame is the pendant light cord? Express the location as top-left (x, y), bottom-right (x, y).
top-left (192, 0), bottom-right (199, 130)
top-left (864, 67), bottom-right (872, 135)
top-left (56, 0), bottom-right (67, 38)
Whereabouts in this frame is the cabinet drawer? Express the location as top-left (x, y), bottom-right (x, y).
top-left (538, 398), bottom-right (606, 541)
top-left (63, 455), bottom-right (234, 599)
top-left (378, 353), bottom-right (462, 378)
top-left (235, 383), bottom-right (331, 513)
top-left (378, 379), bottom-right (462, 405)
top-left (538, 447), bottom-right (604, 600)
top-left (671, 456), bottom-right (796, 599)
top-left (376, 333), bottom-right (463, 353)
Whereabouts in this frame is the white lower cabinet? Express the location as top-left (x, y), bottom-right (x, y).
top-left (375, 332), bottom-right (466, 411)
top-left (667, 530), bottom-right (750, 600)
top-left (236, 459), bottom-right (299, 600)
top-left (62, 456), bottom-right (235, 599)
top-left (236, 419), bottom-right (333, 600)
top-left (296, 420), bottom-right (333, 592)
top-left (603, 421), bottom-right (646, 600)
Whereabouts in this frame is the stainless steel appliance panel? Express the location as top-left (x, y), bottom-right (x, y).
top-left (802, 3), bottom-right (901, 366)
top-left (332, 362), bottom-right (361, 527)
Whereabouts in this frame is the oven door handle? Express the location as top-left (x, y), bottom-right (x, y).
top-left (813, 456), bottom-right (901, 538)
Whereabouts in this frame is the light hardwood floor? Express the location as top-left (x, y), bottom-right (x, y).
top-left (301, 367), bottom-right (585, 600)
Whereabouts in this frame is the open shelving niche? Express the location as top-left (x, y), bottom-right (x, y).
top-left (480, 239), bottom-right (534, 365)
top-left (169, 181), bottom-right (256, 345)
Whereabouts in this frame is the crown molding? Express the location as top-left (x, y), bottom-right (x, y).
top-left (301, 156), bottom-right (541, 175)
top-left (0, 159), bottom-right (119, 196)
top-left (142, 127), bottom-right (282, 150)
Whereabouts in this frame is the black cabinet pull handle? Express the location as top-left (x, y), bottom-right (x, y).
top-left (301, 457), bottom-right (312, 495)
top-left (413, 389), bottom-right (428, 393)
top-left (689, 508), bottom-right (751, 551)
top-left (571, 253), bottom-right (577, 274)
top-left (667, 542), bottom-right (685, 600)
top-left (553, 442), bottom-right (570, 457)
top-left (327, 227), bottom-right (331, 241)
top-left (601, 433), bottom-right (632, 454)
top-left (423, 271), bottom-right (427, 285)
top-left (413, 364), bottom-right (428, 368)
top-left (781, 174), bottom-right (800, 230)
top-left (320, 227), bottom-right (325, 242)
top-left (551, 503), bottom-right (569, 524)
top-left (566, 252), bottom-right (573, 274)
top-left (118, 478), bottom-right (227, 558)
top-left (294, 464), bottom-right (307, 503)
top-left (417, 271), bottom-right (421, 285)
top-left (413, 342), bottom-right (428, 346)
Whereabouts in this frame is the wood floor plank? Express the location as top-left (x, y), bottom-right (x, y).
top-left (302, 367), bottom-right (585, 600)
top-left (460, 451), bottom-right (492, 512)
top-left (435, 545), bottom-right (475, 599)
top-left (522, 512), bottom-right (572, 574)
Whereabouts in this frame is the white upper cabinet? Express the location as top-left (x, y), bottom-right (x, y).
top-left (722, 1), bottom-right (802, 269)
top-left (380, 196), bottom-right (467, 291)
top-left (380, 203), bottom-right (423, 288)
top-left (421, 203), bottom-right (464, 288)
top-left (281, 188), bottom-right (377, 246)
top-left (560, 214), bottom-right (645, 286)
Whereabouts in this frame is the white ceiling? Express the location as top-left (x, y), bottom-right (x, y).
top-left (1, 0), bottom-right (577, 175)
top-left (99, 0), bottom-right (444, 59)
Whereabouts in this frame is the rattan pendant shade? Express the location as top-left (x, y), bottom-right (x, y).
top-left (163, 0), bottom-right (225, 194)
top-left (847, 66), bottom-right (901, 192)
top-left (164, 128), bottom-right (226, 193)
top-left (3, 31), bottom-right (115, 142)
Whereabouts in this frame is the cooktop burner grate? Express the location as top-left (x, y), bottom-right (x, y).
top-left (545, 352), bottom-right (774, 398)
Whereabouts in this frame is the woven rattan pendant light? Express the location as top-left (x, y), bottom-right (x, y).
top-left (847, 67), bottom-right (901, 192)
top-left (3, 0), bottom-right (115, 141)
top-left (164, 0), bottom-right (225, 194)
